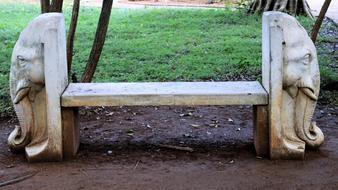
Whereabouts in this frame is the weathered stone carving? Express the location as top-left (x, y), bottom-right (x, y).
top-left (263, 12), bottom-right (324, 159)
top-left (282, 24), bottom-right (324, 148)
top-left (8, 13), bottom-right (68, 161)
top-left (9, 21), bottom-right (46, 152)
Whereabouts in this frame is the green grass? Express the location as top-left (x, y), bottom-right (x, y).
top-left (0, 4), bottom-right (337, 115)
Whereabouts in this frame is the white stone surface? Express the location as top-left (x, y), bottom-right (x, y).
top-left (9, 13), bottom-right (68, 161)
top-left (262, 12), bottom-right (324, 159)
top-left (61, 82), bottom-right (268, 107)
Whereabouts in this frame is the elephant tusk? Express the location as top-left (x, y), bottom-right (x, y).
top-left (14, 87), bottom-right (30, 104)
top-left (300, 88), bottom-right (317, 101)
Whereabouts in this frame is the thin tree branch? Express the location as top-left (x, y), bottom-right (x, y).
top-left (67, 0), bottom-right (80, 76)
top-left (0, 172), bottom-right (37, 188)
top-left (311, 0), bottom-right (332, 43)
top-left (81, 0), bottom-right (114, 82)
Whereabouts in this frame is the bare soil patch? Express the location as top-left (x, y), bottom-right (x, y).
top-left (0, 105), bottom-right (338, 189)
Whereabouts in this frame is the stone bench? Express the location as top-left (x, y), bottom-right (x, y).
top-left (61, 82), bottom-right (268, 106)
top-left (7, 11), bottom-right (324, 162)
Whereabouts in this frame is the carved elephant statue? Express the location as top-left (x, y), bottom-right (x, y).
top-left (8, 28), bottom-right (46, 152)
top-left (263, 12), bottom-right (324, 159)
top-left (282, 28), bottom-right (324, 148)
top-left (8, 13), bottom-right (69, 162)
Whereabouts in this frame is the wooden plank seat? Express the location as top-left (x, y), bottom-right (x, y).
top-left (61, 81), bottom-right (268, 107)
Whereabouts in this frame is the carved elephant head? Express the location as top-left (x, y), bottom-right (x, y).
top-left (281, 17), bottom-right (324, 148)
top-left (11, 42), bottom-right (45, 104)
top-left (8, 21), bottom-right (46, 152)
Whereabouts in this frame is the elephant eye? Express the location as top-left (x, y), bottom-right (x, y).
top-left (302, 54), bottom-right (311, 65)
top-left (17, 55), bottom-right (27, 66)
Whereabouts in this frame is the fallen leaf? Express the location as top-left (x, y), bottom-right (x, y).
top-left (208, 123), bottom-right (219, 128)
top-left (179, 112), bottom-right (193, 117)
top-left (106, 112), bottom-right (114, 116)
top-left (126, 129), bottom-right (134, 136)
top-left (190, 124), bottom-right (201, 128)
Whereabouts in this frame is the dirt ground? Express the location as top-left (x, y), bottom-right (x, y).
top-left (0, 104), bottom-right (338, 189)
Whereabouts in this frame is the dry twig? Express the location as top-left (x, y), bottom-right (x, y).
top-left (0, 172), bottom-right (37, 188)
top-left (158, 144), bottom-right (194, 152)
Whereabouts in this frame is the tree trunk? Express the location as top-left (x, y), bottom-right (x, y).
top-left (40, 0), bottom-right (50, 13)
top-left (248, 0), bottom-right (314, 18)
top-left (311, 0), bottom-right (332, 43)
top-left (81, 0), bottom-right (114, 83)
top-left (40, 0), bottom-right (63, 13)
top-left (50, 0), bottom-right (64, 12)
top-left (67, 0), bottom-right (80, 75)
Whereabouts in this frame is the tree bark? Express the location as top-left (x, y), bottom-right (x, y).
top-left (311, 0), bottom-right (332, 43)
top-left (40, 0), bottom-right (50, 13)
top-left (81, 0), bottom-right (114, 83)
top-left (67, 0), bottom-right (80, 75)
top-left (50, 0), bottom-right (64, 12)
top-left (40, 0), bottom-right (63, 13)
top-left (248, 0), bottom-right (314, 18)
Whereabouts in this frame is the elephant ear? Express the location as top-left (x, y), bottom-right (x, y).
top-left (310, 51), bottom-right (320, 98)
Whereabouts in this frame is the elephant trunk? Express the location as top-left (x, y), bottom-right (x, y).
top-left (13, 79), bottom-right (31, 104)
top-left (294, 87), bottom-right (324, 148)
top-left (8, 78), bottom-right (33, 152)
top-left (8, 97), bottom-right (33, 152)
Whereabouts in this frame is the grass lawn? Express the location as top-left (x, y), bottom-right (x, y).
top-left (0, 4), bottom-right (337, 115)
